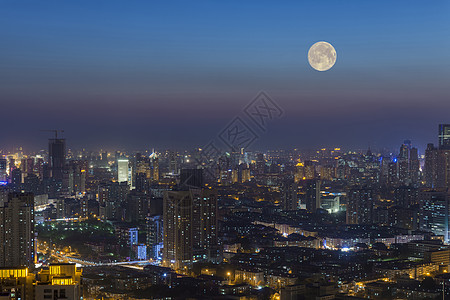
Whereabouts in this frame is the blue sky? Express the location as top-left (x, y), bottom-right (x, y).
top-left (1, 1), bottom-right (449, 151)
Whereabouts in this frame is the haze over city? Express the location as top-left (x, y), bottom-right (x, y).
top-left (1, 1), bottom-right (450, 151)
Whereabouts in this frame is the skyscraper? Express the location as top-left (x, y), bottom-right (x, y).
top-left (281, 180), bottom-right (298, 210)
top-left (163, 190), bottom-right (193, 269)
top-left (439, 124), bottom-right (450, 150)
top-left (346, 187), bottom-right (374, 224)
top-left (409, 147), bottom-right (420, 184)
top-left (150, 151), bottom-right (159, 182)
top-left (169, 151), bottom-right (178, 175)
top-left (425, 143), bottom-right (450, 190)
top-left (49, 138), bottom-right (66, 181)
top-left (0, 193), bottom-right (35, 268)
top-left (192, 188), bottom-right (218, 261)
top-left (98, 181), bottom-right (129, 220)
top-left (304, 179), bottom-right (320, 213)
top-left (419, 190), bottom-right (450, 243)
top-left (163, 186), bottom-right (218, 269)
top-left (117, 158), bottom-right (130, 185)
top-left (255, 153), bottom-right (265, 175)
top-left (425, 143), bottom-right (438, 188)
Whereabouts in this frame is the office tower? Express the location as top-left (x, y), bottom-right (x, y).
top-left (346, 187), bottom-right (374, 224)
top-left (163, 190), bottom-right (193, 269)
top-left (439, 124), bottom-right (450, 150)
top-left (117, 158), bottom-right (130, 185)
top-left (150, 151), bottom-right (159, 182)
top-left (0, 158), bottom-right (6, 182)
top-left (135, 153), bottom-right (150, 178)
top-left (255, 153), bottom-right (265, 175)
top-left (419, 190), bottom-right (450, 243)
top-left (399, 142), bottom-right (410, 160)
top-left (49, 138), bottom-right (66, 181)
top-left (180, 168), bottom-right (203, 188)
top-left (0, 193), bottom-right (35, 268)
top-left (304, 179), bottom-right (320, 212)
top-left (281, 180), bottom-right (298, 210)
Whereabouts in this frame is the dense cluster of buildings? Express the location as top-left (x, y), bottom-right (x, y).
top-left (0, 124), bottom-right (450, 299)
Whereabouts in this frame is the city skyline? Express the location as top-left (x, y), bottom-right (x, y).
top-left (2, 2), bottom-right (450, 299)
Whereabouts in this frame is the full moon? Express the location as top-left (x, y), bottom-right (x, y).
top-left (308, 41), bottom-right (337, 71)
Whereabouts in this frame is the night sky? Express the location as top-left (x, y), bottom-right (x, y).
top-left (1, 1), bottom-right (449, 152)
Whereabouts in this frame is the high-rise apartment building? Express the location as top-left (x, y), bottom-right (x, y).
top-left (163, 183), bottom-right (218, 269)
top-left (0, 192), bottom-right (35, 268)
top-left (281, 180), bottom-right (298, 210)
top-left (192, 188), bottom-right (218, 261)
top-left (419, 190), bottom-right (450, 243)
top-left (346, 187), bottom-right (374, 224)
top-left (163, 190), bottom-right (193, 269)
top-left (303, 179), bottom-right (320, 213)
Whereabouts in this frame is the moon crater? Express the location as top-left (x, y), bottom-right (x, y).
top-left (308, 41), bottom-right (337, 71)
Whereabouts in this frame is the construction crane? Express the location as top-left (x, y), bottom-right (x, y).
top-left (40, 130), bottom-right (64, 139)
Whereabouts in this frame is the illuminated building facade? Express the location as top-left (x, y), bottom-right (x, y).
top-left (117, 158), bottom-right (130, 186)
top-left (35, 264), bottom-right (82, 300)
top-left (0, 268), bottom-right (34, 300)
